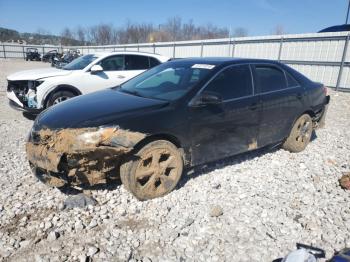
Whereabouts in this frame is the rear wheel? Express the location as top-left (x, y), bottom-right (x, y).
top-left (282, 114), bottom-right (313, 152)
top-left (120, 140), bottom-right (183, 200)
top-left (46, 90), bottom-right (75, 107)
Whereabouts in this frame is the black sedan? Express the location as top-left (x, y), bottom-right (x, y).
top-left (26, 58), bottom-right (330, 200)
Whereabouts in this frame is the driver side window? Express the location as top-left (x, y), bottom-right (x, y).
top-left (99, 55), bottom-right (124, 71)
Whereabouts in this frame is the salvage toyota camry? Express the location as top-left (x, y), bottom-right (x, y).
top-left (26, 58), bottom-right (330, 200)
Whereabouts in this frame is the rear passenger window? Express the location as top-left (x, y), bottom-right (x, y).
top-left (149, 57), bottom-right (161, 68)
top-left (286, 72), bottom-right (299, 87)
top-left (204, 65), bottom-right (252, 100)
top-left (255, 65), bottom-right (287, 93)
top-left (125, 55), bottom-right (150, 70)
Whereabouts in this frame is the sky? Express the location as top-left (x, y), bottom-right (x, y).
top-left (0, 0), bottom-right (348, 36)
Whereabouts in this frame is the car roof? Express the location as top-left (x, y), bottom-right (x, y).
top-left (318, 24), bottom-right (350, 33)
top-left (91, 51), bottom-right (169, 62)
top-left (168, 57), bottom-right (281, 66)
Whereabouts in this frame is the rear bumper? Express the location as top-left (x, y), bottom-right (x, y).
top-left (316, 95), bottom-right (330, 129)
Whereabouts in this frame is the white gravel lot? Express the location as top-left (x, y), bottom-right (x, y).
top-left (0, 59), bottom-right (349, 262)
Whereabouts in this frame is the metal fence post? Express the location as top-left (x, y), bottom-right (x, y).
top-left (200, 42), bottom-right (204, 57)
top-left (336, 33), bottom-right (350, 91)
top-left (22, 46), bottom-right (25, 60)
top-left (231, 40), bottom-right (235, 57)
top-left (228, 39), bottom-right (231, 56)
top-left (173, 43), bottom-right (176, 58)
top-left (153, 43), bottom-right (155, 54)
top-left (42, 46), bottom-right (45, 57)
top-left (278, 37), bottom-right (284, 61)
top-left (3, 45), bottom-right (6, 59)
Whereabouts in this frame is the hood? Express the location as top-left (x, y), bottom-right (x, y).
top-left (34, 89), bottom-right (169, 130)
top-left (7, 68), bottom-right (72, 81)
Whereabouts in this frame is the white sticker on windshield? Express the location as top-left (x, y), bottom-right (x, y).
top-left (191, 64), bottom-right (215, 70)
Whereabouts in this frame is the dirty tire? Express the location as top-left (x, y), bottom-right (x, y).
top-left (46, 90), bottom-right (75, 107)
top-left (120, 140), bottom-right (183, 200)
top-left (283, 114), bottom-right (313, 153)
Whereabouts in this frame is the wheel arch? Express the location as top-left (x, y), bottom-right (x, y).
top-left (286, 109), bottom-right (316, 140)
top-left (302, 109), bottom-right (316, 119)
top-left (133, 133), bottom-right (190, 165)
top-left (43, 84), bottom-right (82, 108)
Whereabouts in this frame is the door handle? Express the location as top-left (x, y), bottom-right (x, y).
top-left (296, 93), bottom-right (303, 99)
top-left (117, 75), bottom-right (125, 79)
top-left (249, 103), bottom-right (258, 111)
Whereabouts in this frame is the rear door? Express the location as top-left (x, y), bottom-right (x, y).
top-left (189, 64), bottom-right (261, 165)
top-left (252, 63), bottom-right (306, 146)
top-left (122, 55), bottom-right (153, 80)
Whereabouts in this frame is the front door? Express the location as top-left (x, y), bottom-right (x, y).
top-left (79, 55), bottom-right (127, 94)
top-left (189, 64), bottom-right (262, 165)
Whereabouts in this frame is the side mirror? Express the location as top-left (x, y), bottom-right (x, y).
top-left (90, 64), bottom-right (103, 73)
top-left (192, 92), bottom-right (222, 106)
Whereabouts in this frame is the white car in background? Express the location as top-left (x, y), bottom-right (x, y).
top-left (7, 51), bottom-right (169, 113)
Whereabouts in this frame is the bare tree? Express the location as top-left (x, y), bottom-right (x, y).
top-left (272, 25), bottom-right (286, 35)
top-left (55, 16), bottom-right (232, 45)
top-left (86, 26), bottom-right (99, 44)
top-left (183, 19), bottom-right (201, 40)
top-left (61, 27), bottom-right (74, 45)
top-left (96, 24), bottom-right (114, 45)
top-left (36, 28), bottom-right (51, 35)
top-left (148, 30), bottom-right (172, 42)
top-left (164, 16), bottom-right (182, 41)
top-left (75, 26), bottom-right (86, 44)
top-left (199, 23), bottom-right (229, 39)
top-left (233, 27), bottom-right (248, 37)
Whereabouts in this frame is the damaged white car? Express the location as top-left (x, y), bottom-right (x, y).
top-left (6, 51), bottom-right (169, 113)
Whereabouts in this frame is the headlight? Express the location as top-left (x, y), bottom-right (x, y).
top-left (74, 127), bottom-right (118, 149)
top-left (28, 81), bottom-right (44, 90)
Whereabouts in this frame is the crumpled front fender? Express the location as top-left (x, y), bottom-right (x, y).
top-left (26, 127), bottom-right (147, 186)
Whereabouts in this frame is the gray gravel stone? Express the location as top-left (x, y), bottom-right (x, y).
top-left (209, 205), bottom-right (223, 217)
top-left (63, 194), bottom-right (97, 209)
top-left (86, 245), bottom-right (99, 257)
top-left (47, 231), bottom-right (60, 241)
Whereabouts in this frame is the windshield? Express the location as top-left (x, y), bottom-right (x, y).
top-left (63, 54), bottom-right (98, 70)
top-left (119, 61), bottom-right (214, 101)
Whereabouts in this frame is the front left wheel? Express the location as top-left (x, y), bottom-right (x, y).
top-left (120, 140), bottom-right (183, 200)
top-left (46, 90), bottom-right (75, 107)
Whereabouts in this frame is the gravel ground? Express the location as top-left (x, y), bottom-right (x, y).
top-left (0, 59), bottom-right (349, 262)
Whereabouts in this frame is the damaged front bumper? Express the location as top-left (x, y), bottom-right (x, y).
top-left (26, 127), bottom-right (146, 187)
top-left (8, 98), bottom-right (42, 114)
top-left (7, 80), bottom-right (42, 113)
